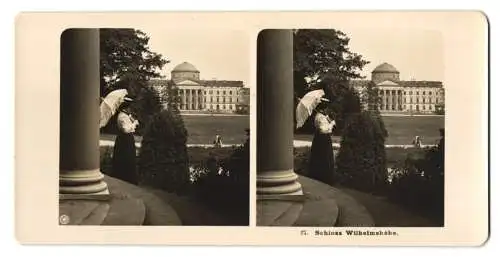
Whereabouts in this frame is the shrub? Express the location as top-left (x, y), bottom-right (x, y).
top-left (388, 130), bottom-right (444, 224)
top-left (191, 129), bottom-right (250, 222)
top-left (137, 109), bottom-right (190, 193)
top-left (336, 111), bottom-right (388, 192)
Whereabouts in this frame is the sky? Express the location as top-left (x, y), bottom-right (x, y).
top-left (339, 28), bottom-right (444, 82)
top-left (143, 28), bottom-right (251, 85)
top-left (140, 27), bottom-right (443, 84)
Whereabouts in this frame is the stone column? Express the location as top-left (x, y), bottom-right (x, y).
top-left (181, 89), bottom-right (185, 110)
top-left (382, 89), bottom-right (387, 111)
top-left (59, 29), bottom-right (109, 198)
top-left (399, 90), bottom-right (403, 110)
top-left (257, 29), bottom-right (302, 196)
top-left (193, 89), bottom-right (196, 110)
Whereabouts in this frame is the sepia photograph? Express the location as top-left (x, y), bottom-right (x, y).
top-left (15, 11), bottom-right (487, 246)
top-left (59, 28), bottom-right (250, 226)
top-left (257, 28), bottom-right (445, 227)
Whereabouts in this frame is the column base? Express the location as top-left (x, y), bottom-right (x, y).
top-left (60, 168), bottom-right (110, 200)
top-left (257, 169), bottom-right (303, 196)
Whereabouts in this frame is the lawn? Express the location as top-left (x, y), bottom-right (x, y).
top-left (182, 115), bottom-right (250, 145)
top-left (100, 114), bottom-right (250, 145)
top-left (295, 115), bottom-right (444, 145)
top-left (101, 114), bottom-right (442, 146)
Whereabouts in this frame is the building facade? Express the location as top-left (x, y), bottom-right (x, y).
top-left (350, 62), bottom-right (445, 114)
top-left (150, 62), bottom-right (250, 114)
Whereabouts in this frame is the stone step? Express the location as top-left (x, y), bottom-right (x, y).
top-left (80, 203), bottom-right (111, 225)
top-left (103, 176), bottom-right (182, 226)
top-left (296, 176), bottom-right (374, 227)
top-left (101, 197), bottom-right (146, 225)
top-left (59, 200), bottom-right (109, 225)
top-left (271, 202), bottom-right (303, 226)
top-left (257, 201), bottom-right (295, 226)
top-left (257, 176), bottom-right (373, 227)
top-left (293, 198), bottom-right (339, 227)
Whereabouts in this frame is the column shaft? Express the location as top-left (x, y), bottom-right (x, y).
top-left (257, 29), bottom-right (302, 196)
top-left (59, 28), bottom-right (108, 196)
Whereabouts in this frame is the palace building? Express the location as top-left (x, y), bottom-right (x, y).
top-left (150, 62), bottom-right (250, 114)
top-left (350, 62), bottom-right (445, 114)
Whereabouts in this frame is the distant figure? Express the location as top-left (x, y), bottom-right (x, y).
top-left (213, 134), bottom-right (223, 148)
top-left (413, 136), bottom-right (422, 148)
top-left (112, 100), bottom-right (140, 185)
top-left (309, 100), bottom-right (336, 184)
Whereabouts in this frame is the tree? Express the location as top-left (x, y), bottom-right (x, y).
top-left (99, 29), bottom-right (169, 134)
top-left (361, 81), bottom-right (382, 112)
top-left (293, 29), bottom-right (369, 99)
top-left (161, 79), bottom-right (182, 114)
top-left (293, 29), bottom-right (369, 133)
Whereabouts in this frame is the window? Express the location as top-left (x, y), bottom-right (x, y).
top-left (229, 98), bottom-right (232, 103)
top-left (423, 91), bottom-right (426, 95)
top-left (416, 98), bottom-right (419, 104)
top-left (410, 91), bottom-right (413, 95)
top-left (423, 105), bottom-right (426, 110)
top-left (217, 91), bottom-right (219, 95)
top-left (404, 92), bottom-right (406, 95)
top-left (423, 98), bottom-right (426, 103)
top-left (429, 91), bottom-right (432, 95)
top-left (229, 91), bottom-right (232, 95)
top-left (222, 105), bottom-right (225, 109)
top-left (416, 92), bottom-right (419, 95)
top-left (210, 97), bottom-right (213, 102)
top-left (229, 105), bottom-right (232, 110)
top-left (223, 91), bottom-right (226, 95)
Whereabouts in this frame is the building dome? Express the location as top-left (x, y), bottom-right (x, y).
top-left (172, 62), bottom-right (199, 73)
top-left (372, 62), bottom-right (399, 73)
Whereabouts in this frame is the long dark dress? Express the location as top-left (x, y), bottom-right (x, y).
top-left (308, 113), bottom-right (335, 184)
top-left (112, 112), bottom-right (138, 185)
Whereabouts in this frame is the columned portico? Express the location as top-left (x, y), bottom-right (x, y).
top-left (59, 29), bottom-right (109, 198)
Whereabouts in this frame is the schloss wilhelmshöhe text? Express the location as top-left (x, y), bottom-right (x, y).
top-left (315, 230), bottom-right (398, 236)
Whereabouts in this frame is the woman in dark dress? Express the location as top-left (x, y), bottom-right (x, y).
top-left (112, 101), bottom-right (140, 185)
top-left (308, 101), bottom-right (336, 185)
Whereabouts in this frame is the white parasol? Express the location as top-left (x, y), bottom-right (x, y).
top-left (99, 89), bottom-right (131, 128)
top-left (295, 89), bottom-right (328, 129)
